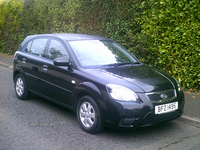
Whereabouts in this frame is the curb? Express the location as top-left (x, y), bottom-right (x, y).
top-left (177, 115), bottom-right (200, 128)
top-left (0, 61), bottom-right (13, 70)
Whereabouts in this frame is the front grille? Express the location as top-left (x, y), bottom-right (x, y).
top-left (140, 111), bottom-right (180, 126)
top-left (146, 89), bottom-right (176, 103)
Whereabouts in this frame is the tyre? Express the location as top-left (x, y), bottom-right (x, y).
top-left (14, 74), bottom-right (30, 100)
top-left (77, 95), bottom-right (103, 134)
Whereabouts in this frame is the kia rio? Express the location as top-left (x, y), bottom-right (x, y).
top-left (13, 34), bottom-right (185, 134)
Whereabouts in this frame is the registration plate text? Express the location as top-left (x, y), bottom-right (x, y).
top-left (155, 102), bottom-right (178, 114)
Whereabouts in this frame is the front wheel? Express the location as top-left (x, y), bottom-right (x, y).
top-left (77, 96), bottom-right (103, 134)
top-left (14, 74), bottom-right (30, 100)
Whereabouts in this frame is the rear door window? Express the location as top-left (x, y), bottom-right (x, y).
top-left (26, 38), bottom-right (48, 57)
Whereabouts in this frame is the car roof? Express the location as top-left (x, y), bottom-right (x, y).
top-left (20, 33), bottom-right (110, 47)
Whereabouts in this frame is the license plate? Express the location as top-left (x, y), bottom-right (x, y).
top-left (155, 102), bottom-right (178, 114)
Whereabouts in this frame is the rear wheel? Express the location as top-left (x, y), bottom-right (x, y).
top-left (15, 74), bottom-right (30, 100)
top-left (77, 95), bottom-right (103, 134)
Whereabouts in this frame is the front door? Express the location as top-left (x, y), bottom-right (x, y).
top-left (40, 39), bottom-right (73, 107)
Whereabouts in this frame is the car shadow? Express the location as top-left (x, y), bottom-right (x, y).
top-left (25, 93), bottom-right (181, 137)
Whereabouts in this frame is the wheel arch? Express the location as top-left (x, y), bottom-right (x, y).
top-left (13, 65), bottom-right (25, 82)
top-left (13, 71), bottom-right (20, 81)
top-left (72, 82), bottom-right (106, 112)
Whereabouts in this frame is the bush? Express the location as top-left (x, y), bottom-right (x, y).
top-left (0, 0), bottom-right (24, 54)
top-left (22, 0), bottom-right (80, 34)
top-left (138, 0), bottom-right (200, 91)
top-left (77, 0), bottom-right (143, 53)
top-left (0, 0), bottom-right (199, 92)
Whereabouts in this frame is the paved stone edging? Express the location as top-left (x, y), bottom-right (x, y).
top-left (0, 61), bottom-right (13, 70)
top-left (178, 115), bottom-right (200, 128)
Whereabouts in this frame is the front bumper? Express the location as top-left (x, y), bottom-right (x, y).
top-left (103, 90), bottom-right (185, 129)
top-left (118, 109), bottom-right (183, 128)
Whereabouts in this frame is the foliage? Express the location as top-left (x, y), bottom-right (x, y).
top-left (77, 0), bottom-right (144, 56)
top-left (22, 0), bottom-right (80, 35)
top-left (0, 0), bottom-right (199, 91)
top-left (0, 0), bottom-right (80, 54)
top-left (138, 0), bottom-right (200, 91)
top-left (0, 0), bottom-right (24, 54)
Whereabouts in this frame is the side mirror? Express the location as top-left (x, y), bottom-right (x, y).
top-left (53, 57), bottom-right (71, 66)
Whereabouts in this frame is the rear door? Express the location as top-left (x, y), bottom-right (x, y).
top-left (19, 38), bottom-right (48, 93)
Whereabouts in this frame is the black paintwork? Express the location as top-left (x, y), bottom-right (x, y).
top-left (13, 34), bottom-right (185, 129)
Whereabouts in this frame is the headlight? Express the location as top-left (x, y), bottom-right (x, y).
top-left (173, 77), bottom-right (181, 91)
top-left (106, 84), bottom-right (139, 101)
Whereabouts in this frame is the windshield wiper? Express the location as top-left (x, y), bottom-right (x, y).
top-left (117, 62), bottom-right (140, 66)
top-left (100, 63), bottom-right (119, 67)
top-left (100, 62), bottom-right (140, 68)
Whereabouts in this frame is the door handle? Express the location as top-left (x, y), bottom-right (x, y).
top-left (22, 58), bottom-right (26, 63)
top-left (43, 65), bottom-right (48, 71)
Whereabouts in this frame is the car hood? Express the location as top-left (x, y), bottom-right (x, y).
top-left (84, 65), bottom-right (175, 93)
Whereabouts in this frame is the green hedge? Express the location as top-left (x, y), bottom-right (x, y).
top-left (138, 0), bottom-right (200, 92)
top-left (0, 0), bottom-right (199, 92)
top-left (0, 0), bottom-right (24, 54)
top-left (77, 0), bottom-right (143, 51)
top-left (0, 0), bottom-right (80, 53)
top-left (21, 0), bottom-right (80, 34)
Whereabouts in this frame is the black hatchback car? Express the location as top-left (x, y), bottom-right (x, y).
top-left (13, 34), bottom-right (184, 134)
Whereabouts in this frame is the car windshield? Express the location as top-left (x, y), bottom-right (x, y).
top-left (68, 40), bottom-right (138, 67)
